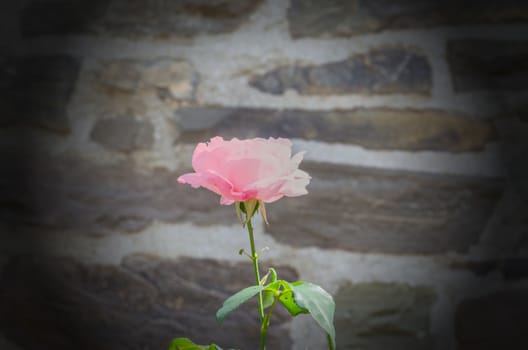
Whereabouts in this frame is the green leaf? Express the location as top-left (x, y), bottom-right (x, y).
top-left (279, 288), bottom-right (309, 316)
top-left (271, 280), bottom-right (308, 316)
top-left (169, 338), bottom-right (223, 350)
top-left (216, 285), bottom-right (263, 325)
top-left (262, 268), bottom-right (278, 309)
top-left (291, 282), bottom-right (336, 349)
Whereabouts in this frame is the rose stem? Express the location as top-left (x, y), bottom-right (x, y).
top-left (246, 219), bottom-right (266, 349)
top-left (327, 334), bottom-right (335, 350)
top-left (261, 297), bottom-right (278, 350)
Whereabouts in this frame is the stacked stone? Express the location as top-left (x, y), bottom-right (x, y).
top-left (1, 0), bottom-right (527, 349)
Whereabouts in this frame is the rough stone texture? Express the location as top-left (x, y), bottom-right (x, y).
top-left (451, 259), bottom-right (528, 280)
top-left (97, 59), bottom-right (197, 100)
top-left (447, 40), bottom-right (528, 92)
top-left (456, 287), bottom-right (528, 349)
top-left (0, 156), bottom-right (235, 234)
top-left (176, 107), bottom-right (495, 152)
top-left (495, 119), bottom-right (528, 203)
top-left (0, 254), bottom-right (297, 350)
top-left (90, 115), bottom-right (154, 152)
top-left (288, 0), bottom-right (528, 38)
top-left (249, 47), bottom-right (431, 96)
top-left (20, 0), bottom-right (264, 37)
top-left (502, 205), bottom-right (528, 256)
top-left (470, 185), bottom-right (528, 257)
top-left (265, 162), bottom-right (503, 254)
top-left (0, 55), bottom-right (80, 133)
top-left (334, 282), bottom-right (436, 350)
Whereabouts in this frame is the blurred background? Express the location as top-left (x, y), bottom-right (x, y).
top-left (1, 0), bottom-right (528, 349)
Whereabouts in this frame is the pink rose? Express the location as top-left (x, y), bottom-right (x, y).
top-left (178, 136), bottom-right (311, 205)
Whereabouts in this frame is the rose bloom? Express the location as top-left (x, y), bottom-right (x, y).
top-left (178, 137), bottom-right (311, 206)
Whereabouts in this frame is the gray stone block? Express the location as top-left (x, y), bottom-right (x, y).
top-left (265, 162), bottom-right (503, 254)
top-left (176, 107), bottom-right (496, 152)
top-left (0, 254), bottom-right (297, 350)
top-left (249, 47), bottom-right (431, 96)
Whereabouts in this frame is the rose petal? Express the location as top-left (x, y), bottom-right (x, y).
top-left (178, 136), bottom-right (310, 206)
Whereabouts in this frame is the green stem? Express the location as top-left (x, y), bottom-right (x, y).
top-left (327, 333), bottom-right (335, 350)
top-left (260, 295), bottom-right (278, 350)
top-left (246, 219), bottom-right (265, 324)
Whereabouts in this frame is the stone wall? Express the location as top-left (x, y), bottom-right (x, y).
top-left (1, 1), bottom-right (527, 349)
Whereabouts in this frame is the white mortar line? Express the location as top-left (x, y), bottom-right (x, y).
top-left (0, 219), bottom-right (503, 294)
top-left (293, 139), bottom-right (504, 178)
